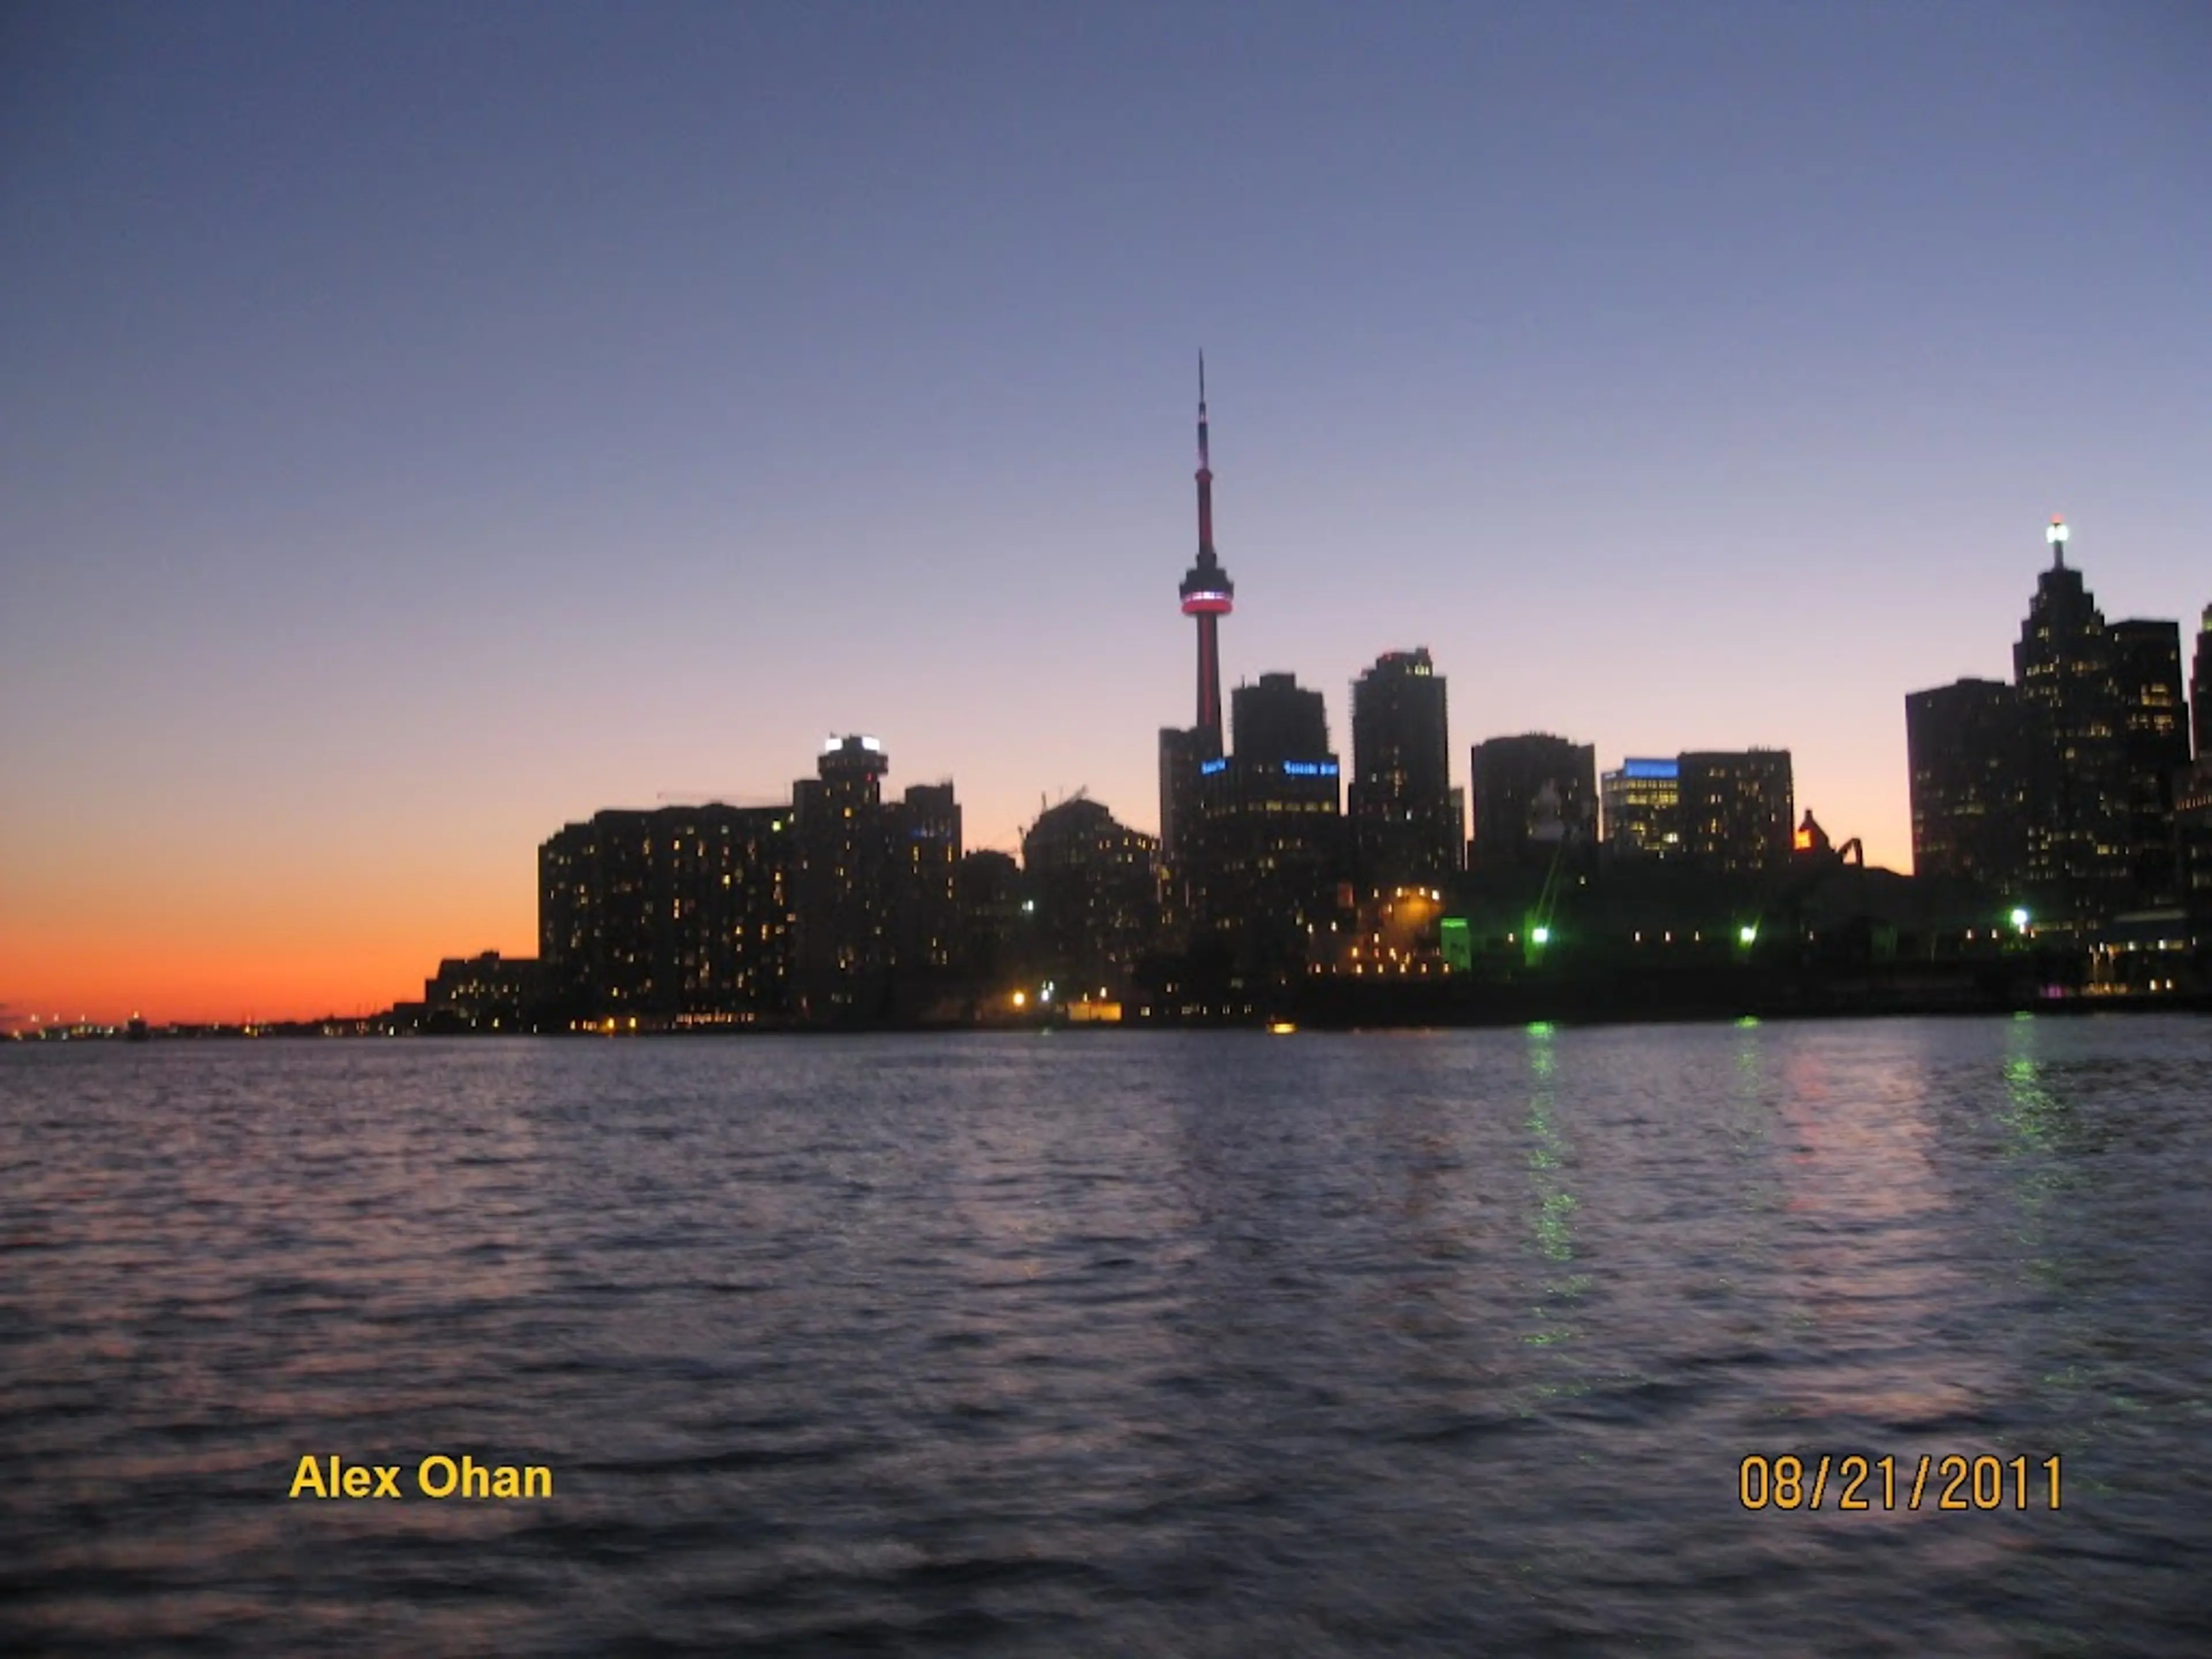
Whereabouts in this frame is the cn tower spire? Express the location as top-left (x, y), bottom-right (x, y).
top-left (1179, 352), bottom-right (1234, 753)
top-left (1196, 351), bottom-right (1214, 555)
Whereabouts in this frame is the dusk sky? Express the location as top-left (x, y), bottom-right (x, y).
top-left (3, 2), bottom-right (2208, 1024)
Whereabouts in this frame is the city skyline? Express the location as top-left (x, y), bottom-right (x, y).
top-left (5, 4), bottom-right (2209, 1024)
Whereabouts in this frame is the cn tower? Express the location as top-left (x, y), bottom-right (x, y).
top-left (1179, 353), bottom-right (1234, 757)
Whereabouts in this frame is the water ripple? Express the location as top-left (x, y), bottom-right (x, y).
top-left (4, 1018), bottom-right (2210, 1654)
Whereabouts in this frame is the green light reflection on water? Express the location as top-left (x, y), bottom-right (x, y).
top-left (1521, 1019), bottom-right (1582, 1362)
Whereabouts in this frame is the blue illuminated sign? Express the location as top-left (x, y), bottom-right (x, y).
top-left (1199, 758), bottom-right (1228, 775)
top-left (1282, 761), bottom-right (1339, 777)
top-left (1622, 759), bottom-right (1678, 781)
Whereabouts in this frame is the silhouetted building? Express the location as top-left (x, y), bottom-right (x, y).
top-left (1906, 678), bottom-right (2030, 892)
top-left (1903, 520), bottom-right (2187, 927)
top-left (1158, 725), bottom-right (1205, 869)
top-left (1022, 796), bottom-right (1160, 998)
top-left (953, 850), bottom-right (1029, 993)
top-left (540, 803), bottom-right (794, 1021)
top-left (2013, 520), bottom-right (2134, 923)
top-left (423, 951), bottom-right (546, 1031)
top-left (1600, 758), bottom-right (1682, 859)
top-left (1678, 749), bottom-right (1793, 877)
top-left (2194, 605), bottom-right (2211, 760)
top-left (1187, 672), bottom-right (1346, 980)
top-left (2111, 620), bottom-right (2189, 904)
top-left (889, 781), bottom-right (962, 976)
top-left (1349, 647), bottom-right (1457, 895)
top-left (791, 736), bottom-right (962, 1020)
top-left (2177, 763), bottom-right (2212, 916)
top-left (1470, 734), bottom-right (1596, 867)
top-left (792, 736), bottom-right (893, 1017)
top-left (1233, 672), bottom-right (1328, 765)
top-left (2186, 607), bottom-right (2212, 919)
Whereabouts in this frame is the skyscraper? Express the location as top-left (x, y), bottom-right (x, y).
top-left (1349, 647), bottom-right (1457, 894)
top-left (790, 736), bottom-right (962, 1019)
top-left (1160, 356), bottom-right (1235, 866)
top-left (792, 735), bottom-right (895, 1018)
top-left (1905, 678), bottom-right (2029, 889)
top-left (1187, 672), bottom-right (1345, 979)
top-left (1232, 672), bottom-right (1328, 764)
top-left (2012, 517), bottom-right (2131, 920)
top-left (1469, 734), bottom-right (1597, 867)
top-left (1907, 520), bottom-right (2190, 922)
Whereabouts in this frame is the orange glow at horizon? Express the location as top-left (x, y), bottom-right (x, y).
top-left (0, 907), bottom-right (536, 1030)
top-left (0, 836), bottom-right (535, 1031)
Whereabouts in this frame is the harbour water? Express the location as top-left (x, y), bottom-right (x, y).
top-left (5, 1017), bottom-right (2209, 1655)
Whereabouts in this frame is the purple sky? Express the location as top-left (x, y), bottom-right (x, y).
top-left (3, 2), bottom-right (2209, 1018)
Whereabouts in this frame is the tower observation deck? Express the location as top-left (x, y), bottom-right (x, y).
top-left (1179, 353), bottom-right (1234, 755)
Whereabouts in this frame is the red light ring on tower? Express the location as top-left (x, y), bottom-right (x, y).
top-left (1181, 592), bottom-right (1233, 614)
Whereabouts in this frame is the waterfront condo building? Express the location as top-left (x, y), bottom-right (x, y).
top-left (539, 802), bottom-right (794, 1021)
top-left (791, 735), bottom-right (963, 1021)
top-left (1677, 749), bottom-right (1794, 878)
top-left (1021, 796), bottom-right (1161, 1000)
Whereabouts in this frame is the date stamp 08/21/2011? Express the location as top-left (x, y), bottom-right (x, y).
top-left (1739, 1453), bottom-right (2063, 1513)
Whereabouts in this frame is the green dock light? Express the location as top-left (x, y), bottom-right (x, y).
top-left (2010, 907), bottom-right (2031, 933)
top-left (1531, 925), bottom-right (1551, 947)
top-left (1738, 924), bottom-right (1758, 946)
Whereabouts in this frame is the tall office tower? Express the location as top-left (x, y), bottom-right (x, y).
top-left (1677, 749), bottom-right (1794, 878)
top-left (539, 803), bottom-right (793, 1020)
top-left (1187, 672), bottom-right (1345, 978)
top-left (2012, 518), bottom-right (2131, 921)
top-left (1233, 672), bottom-right (1329, 764)
top-left (1349, 648), bottom-right (1457, 894)
top-left (1904, 679), bottom-right (2031, 889)
top-left (1469, 734), bottom-right (1597, 867)
top-left (792, 735), bottom-right (897, 1018)
top-left (2192, 604), bottom-right (2212, 761)
top-left (1599, 759), bottom-right (1683, 859)
top-left (1160, 359), bottom-right (1236, 868)
top-left (1022, 797), bottom-right (1162, 998)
